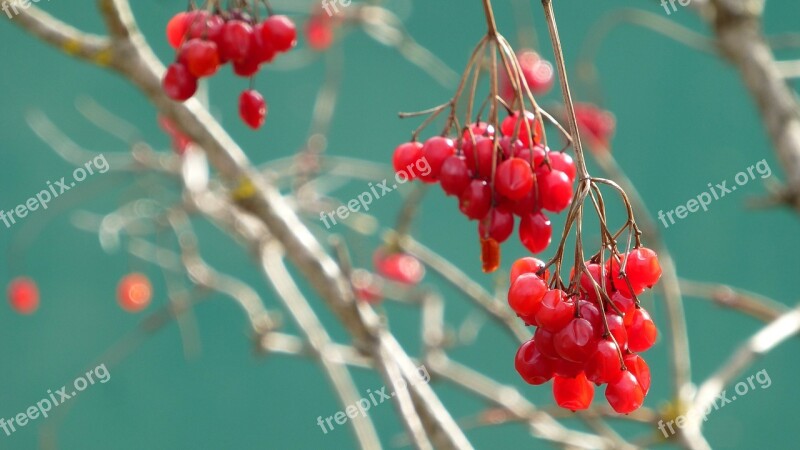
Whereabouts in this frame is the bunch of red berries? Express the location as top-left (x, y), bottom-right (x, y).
top-left (392, 110), bottom-right (576, 271)
top-left (509, 248), bottom-right (662, 414)
top-left (162, 7), bottom-right (297, 129)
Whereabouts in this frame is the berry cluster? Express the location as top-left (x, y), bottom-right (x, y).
top-left (393, 110), bottom-right (577, 272)
top-left (162, 8), bottom-right (297, 129)
top-left (510, 248), bottom-right (662, 413)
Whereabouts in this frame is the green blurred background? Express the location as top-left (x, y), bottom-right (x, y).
top-left (1, 1), bottom-right (798, 449)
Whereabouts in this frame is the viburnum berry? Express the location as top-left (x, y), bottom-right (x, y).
top-left (464, 137), bottom-right (497, 180)
top-left (239, 90), bottom-right (267, 129)
top-left (548, 151), bottom-right (577, 183)
top-left (479, 207), bottom-right (514, 243)
top-left (624, 353), bottom-right (651, 394)
top-left (517, 50), bottom-right (554, 94)
top-left (420, 136), bottom-right (456, 182)
top-left (393, 142), bottom-right (423, 178)
top-left (537, 168), bottom-right (573, 212)
top-left (533, 326), bottom-right (559, 359)
top-left (575, 103), bottom-right (616, 148)
top-left (605, 314), bottom-right (629, 351)
top-left (373, 250), bottom-right (425, 285)
top-left (553, 372), bottom-right (594, 411)
top-left (553, 358), bottom-right (584, 378)
top-left (585, 340), bottom-right (624, 384)
top-left (178, 38), bottom-right (220, 78)
top-left (515, 340), bottom-right (555, 385)
top-left (158, 115), bottom-right (192, 155)
top-left (306, 16), bottom-right (335, 51)
top-left (439, 156), bottom-right (471, 196)
top-left (351, 269), bottom-right (383, 304)
top-left (186, 11), bottom-right (224, 42)
top-left (507, 273), bottom-right (548, 317)
top-left (166, 12), bottom-right (190, 49)
top-left (262, 15), bottom-right (297, 52)
top-left (7, 277), bottom-right (39, 315)
top-left (623, 247), bottom-right (662, 289)
top-left (535, 289), bottom-right (573, 332)
top-left (625, 307), bottom-right (658, 352)
top-left (162, 63), bottom-right (198, 101)
top-left (117, 273), bottom-right (152, 313)
top-left (501, 111), bottom-right (541, 147)
top-left (605, 371), bottom-right (644, 414)
top-left (458, 180), bottom-right (492, 220)
top-left (554, 318), bottom-right (598, 363)
top-left (495, 158), bottom-right (534, 200)
top-left (519, 211), bottom-right (552, 254)
top-left (509, 257), bottom-right (548, 284)
top-left (219, 20), bottom-right (253, 62)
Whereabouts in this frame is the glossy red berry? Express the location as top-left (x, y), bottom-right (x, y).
top-left (374, 251), bottom-right (425, 285)
top-left (439, 156), bottom-right (471, 196)
top-left (548, 152), bottom-right (577, 183)
top-left (537, 168), bottom-right (573, 212)
top-left (239, 90), bottom-right (267, 129)
top-left (518, 51), bottom-right (554, 94)
top-left (605, 371), bottom-right (644, 414)
top-left (252, 23), bottom-right (278, 63)
top-left (624, 353), bottom-right (651, 394)
top-left (609, 291), bottom-right (635, 316)
top-left (510, 257), bottom-right (548, 284)
top-left (219, 20), bottom-right (253, 62)
top-left (262, 15), bottom-right (297, 52)
top-left (166, 12), bottom-right (190, 48)
top-left (625, 307), bottom-right (658, 352)
top-left (536, 289), bottom-right (573, 332)
top-left (501, 111), bottom-right (541, 147)
top-left (392, 142), bottom-right (423, 178)
top-left (624, 248), bottom-right (662, 289)
top-left (464, 137), bottom-right (497, 180)
top-left (187, 11), bottom-right (224, 42)
top-left (508, 273), bottom-right (548, 317)
top-left (519, 211), bottom-right (552, 253)
top-left (495, 158), bottom-right (534, 200)
top-left (8, 277), bottom-right (39, 315)
top-left (479, 207), bottom-right (514, 243)
top-left (515, 340), bottom-right (555, 385)
top-left (458, 180), bottom-right (492, 220)
top-left (533, 326), bottom-right (559, 359)
top-left (554, 318), bottom-right (598, 363)
top-left (117, 273), bottom-right (152, 313)
top-left (162, 63), bottom-right (198, 101)
top-left (420, 137), bottom-right (455, 182)
top-left (576, 263), bottom-right (608, 302)
top-left (553, 372), bottom-right (594, 411)
top-left (585, 340), bottom-right (624, 384)
top-left (178, 38), bottom-right (220, 78)
top-left (606, 314), bottom-right (629, 351)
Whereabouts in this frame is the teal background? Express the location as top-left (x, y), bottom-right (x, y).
top-left (1, 1), bottom-right (799, 449)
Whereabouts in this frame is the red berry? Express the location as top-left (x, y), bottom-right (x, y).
top-left (605, 371), bottom-right (644, 414)
top-left (533, 326), bottom-right (559, 359)
top-left (352, 269), bottom-right (383, 304)
top-left (178, 38), bottom-right (220, 78)
top-left (262, 15), bottom-right (297, 52)
top-left (625, 307), bottom-right (658, 352)
top-left (7, 277), bottom-right (39, 315)
top-left (458, 180), bottom-right (492, 220)
top-left (239, 90), bottom-right (267, 129)
top-left (501, 111), bottom-right (541, 147)
top-left (373, 250), bottom-right (425, 285)
top-left (609, 291), bottom-right (635, 316)
top-left (536, 289), bottom-right (573, 332)
top-left (117, 273), bottom-right (152, 313)
top-left (162, 63), bottom-right (198, 101)
top-left (252, 23), bottom-right (278, 63)
top-left (464, 137), bottom-right (497, 180)
top-left (553, 372), bottom-right (594, 411)
top-left (495, 158), bottom-right (534, 200)
top-left (575, 103), bottom-right (616, 148)
top-left (624, 248), bottom-right (662, 289)
top-left (518, 51), bottom-right (554, 94)
top-left (232, 55), bottom-right (262, 77)
top-left (509, 257), bottom-right (548, 284)
top-left (519, 211), bottom-right (552, 253)
top-left (219, 20), bottom-right (253, 62)
top-left (576, 263), bottom-right (608, 303)
top-left (439, 156), bottom-right (471, 196)
top-left (586, 340), bottom-right (624, 384)
top-left (553, 358), bottom-right (584, 378)
top-left (479, 207), bottom-right (514, 243)
top-left (515, 340), bottom-right (555, 385)
top-left (548, 152), bottom-right (577, 183)
top-left (554, 318), bottom-right (598, 363)
top-left (537, 168), bottom-right (573, 212)
top-left (187, 11), bottom-right (224, 43)
top-left (420, 137), bottom-right (456, 182)
top-left (508, 273), bottom-right (548, 317)
top-left (158, 116), bottom-right (192, 155)
top-left (392, 142), bottom-right (423, 179)
top-left (166, 12), bottom-right (190, 49)
top-left (606, 314), bottom-right (629, 351)
top-left (509, 186), bottom-right (540, 217)
top-left (624, 353), bottom-right (651, 394)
